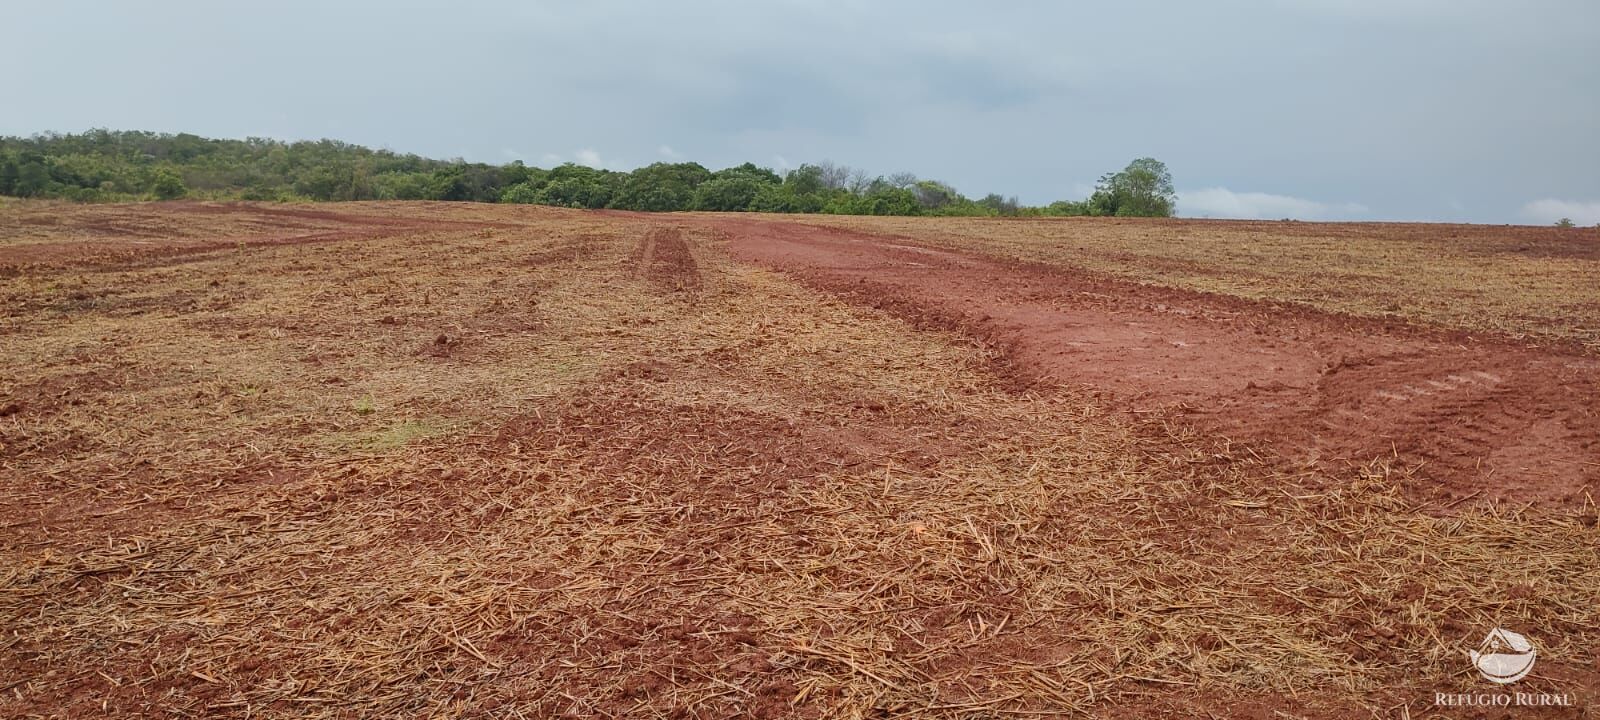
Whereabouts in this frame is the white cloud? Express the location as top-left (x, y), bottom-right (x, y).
top-left (772, 154), bottom-right (792, 170)
top-left (1177, 187), bottom-right (1368, 220)
top-left (574, 148), bottom-right (604, 168)
top-left (540, 152), bottom-right (563, 166)
top-left (658, 144), bottom-right (680, 159)
top-left (1520, 199), bottom-right (1600, 226)
top-left (499, 147), bottom-right (524, 161)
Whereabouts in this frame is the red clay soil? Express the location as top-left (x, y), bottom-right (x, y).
top-left (631, 225), bottom-right (703, 294)
top-left (710, 218), bottom-right (1600, 509)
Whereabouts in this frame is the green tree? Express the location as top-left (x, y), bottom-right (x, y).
top-left (749, 183), bottom-right (823, 213)
top-left (691, 176), bottom-right (764, 211)
top-left (293, 165), bottom-right (352, 200)
top-left (911, 180), bottom-right (958, 210)
top-left (537, 178), bottom-right (613, 208)
top-left (712, 162), bottom-right (782, 185)
top-left (499, 160), bottom-right (534, 187)
top-left (12, 153), bottom-right (52, 197)
top-left (611, 162), bottom-right (711, 211)
top-left (978, 193), bottom-right (1020, 216)
top-left (152, 168), bottom-right (187, 199)
top-left (0, 152), bottom-right (19, 196)
top-left (530, 164), bottom-right (618, 208)
top-left (428, 164), bottom-right (504, 202)
top-left (371, 171), bottom-right (434, 200)
top-left (1088, 157), bottom-right (1175, 217)
top-left (1555, 218), bottom-right (1575, 228)
top-left (1044, 199), bottom-right (1093, 216)
top-left (825, 187), bottom-right (922, 216)
top-left (499, 182), bottom-right (544, 204)
top-left (783, 165), bottom-right (828, 196)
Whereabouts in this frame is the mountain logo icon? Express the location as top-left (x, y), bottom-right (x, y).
top-left (1469, 628), bottom-right (1537, 684)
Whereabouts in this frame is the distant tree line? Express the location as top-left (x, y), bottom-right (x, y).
top-left (0, 130), bottom-right (1177, 218)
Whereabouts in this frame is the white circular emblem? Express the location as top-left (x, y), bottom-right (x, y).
top-left (1469, 628), bottom-right (1536, 685)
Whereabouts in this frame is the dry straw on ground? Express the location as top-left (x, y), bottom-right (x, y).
top-left (1, 202), bottom-right (1596, 718)
top-left (773, 213), bottom-right (1600, 351)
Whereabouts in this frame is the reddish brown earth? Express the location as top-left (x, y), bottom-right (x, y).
top-left (711, 217), bottom-right (1600, 509)
top-left (0, 201), bottom-right (518, 273)
top-left (632, 225), bottom-right (703, 294)
top-left (4, 204), bottom-right (1596, 719)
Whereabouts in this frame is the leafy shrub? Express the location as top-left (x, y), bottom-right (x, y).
top-left (151, 168), bottom-right (187, 200)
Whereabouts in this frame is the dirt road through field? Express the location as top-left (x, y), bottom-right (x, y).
top-left (713, 217), bottom-right (1600, 508)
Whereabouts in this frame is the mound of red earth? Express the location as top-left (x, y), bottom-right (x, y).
top-left (711, 217), bottom-right (1599, 509)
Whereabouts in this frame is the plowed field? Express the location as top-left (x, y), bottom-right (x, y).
top-left (2, 201), bottom-right (1596, 718)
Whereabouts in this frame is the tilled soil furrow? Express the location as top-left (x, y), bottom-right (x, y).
top-left (712, 216), bottom-right (1600, 508)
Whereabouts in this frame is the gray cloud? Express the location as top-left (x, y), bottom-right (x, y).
top-left (1179, 188), bottom-right (1368, 220)
top-left (3, 0), bottom-right (1596, 222)
top-left (1521, 199), bottom-right (1600, 226)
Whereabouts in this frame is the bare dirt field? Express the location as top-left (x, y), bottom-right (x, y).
top-left (2, 200), bottom-right (1597, 718)
top-left (711, 216), bottom-right (1600, 508)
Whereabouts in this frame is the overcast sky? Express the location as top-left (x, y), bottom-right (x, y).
top-left (5, 0), bottom-right (1597, 223)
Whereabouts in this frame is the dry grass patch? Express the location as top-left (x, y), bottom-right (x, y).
top-left (762, 214), bottom-right (1600, 349)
